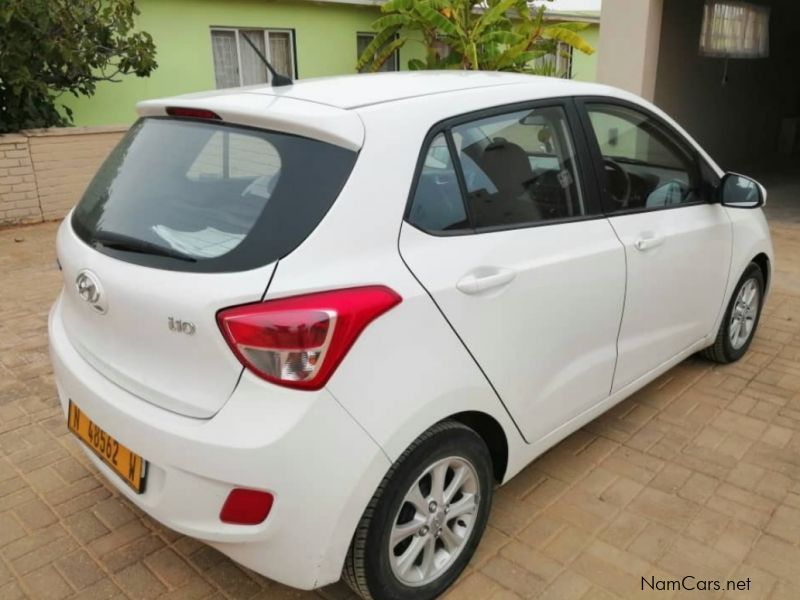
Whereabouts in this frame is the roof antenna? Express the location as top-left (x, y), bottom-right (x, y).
top-left (240, 32), bottom-right (293, 87)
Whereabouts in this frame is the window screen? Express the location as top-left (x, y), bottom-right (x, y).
top-left (700, 1), bottom-right (770, 58)
top-left (211, 31), bottom-right (239, 89)
top-left (357, 33), bottom-right (399, 73)
top-left (211, 28), bottom-right (295, 88)
top-left (269, 31), bottom-right (294, 77)
top-left (239, 30), bottom-right (269, 86)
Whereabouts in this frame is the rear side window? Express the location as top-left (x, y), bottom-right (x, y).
top-left (408, 105), bottom-right (586, 233)
top-left (72, 118), bottom-right (357, 272)
top-left (407, 134), bottom-right (469, 232)
top-left (453, 107), bottom-right (584, 228)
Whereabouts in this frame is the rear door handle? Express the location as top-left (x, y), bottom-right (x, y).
top-left (457, 269), bottom-right (516, 295)
top-left (634, 233), bottom-right (665, 251)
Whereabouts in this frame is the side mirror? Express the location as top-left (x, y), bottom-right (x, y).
top-left (719, 173), bottom-right (766, 208)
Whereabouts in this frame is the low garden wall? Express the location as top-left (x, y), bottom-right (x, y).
top-left (0, 126), bottom-right (127, 226)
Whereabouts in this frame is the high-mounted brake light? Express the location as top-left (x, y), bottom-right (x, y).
top-left (165, 106), bottom-right (222, 120)
top-left (217, 286), bottom-right (402, 390)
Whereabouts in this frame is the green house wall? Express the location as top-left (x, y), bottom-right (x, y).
top-left (572, 24), bottom-right (599, 82)
top-left (62, 0), bottom-right (599, 127)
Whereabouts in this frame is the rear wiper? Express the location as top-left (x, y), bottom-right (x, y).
top-left (92, 231), bottom-right (197, 263)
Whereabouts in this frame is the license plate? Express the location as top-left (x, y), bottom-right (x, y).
top-left (67, 401), bottom-right (146, 493)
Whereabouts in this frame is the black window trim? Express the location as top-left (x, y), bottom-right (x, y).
top-left (444, 129), bottom-right (475, 228)
top-left (573, 95), bottom-right (720, 218)
top-left (403, 97), bottom-right (606, 238)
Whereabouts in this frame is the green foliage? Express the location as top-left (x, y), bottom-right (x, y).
top-left (357, 0), bottom-right (594, 75)
top-left (0, 0), bottom-right (157, 133)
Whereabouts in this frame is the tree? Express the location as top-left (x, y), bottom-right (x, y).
top-left (0, 0), bottom-right (157, 133)
top-left (357, 0), bottom-right (594, 74)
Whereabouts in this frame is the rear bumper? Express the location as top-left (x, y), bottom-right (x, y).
top-left (48, 294), bottom-right (390, 590)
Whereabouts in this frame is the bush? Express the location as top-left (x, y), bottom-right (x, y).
top-left (357, 0), bottom-right (594, 73)
top-left (0, 0), bottom-right (157, 132)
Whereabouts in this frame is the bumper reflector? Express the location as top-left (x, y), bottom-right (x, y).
top-left (220, 489), bottom-right (274, 525)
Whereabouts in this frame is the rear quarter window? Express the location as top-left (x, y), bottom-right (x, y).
top-left (72, 118), bottom-right (357, 272)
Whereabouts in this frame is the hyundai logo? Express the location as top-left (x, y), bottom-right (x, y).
top-left (75, 270), bottom-right (107, 314)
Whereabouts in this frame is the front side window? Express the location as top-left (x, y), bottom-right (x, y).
top-left (211, 28), bottom-right (295, 88)
top-left (586, 104), bottom-right (702, 212)
top-left (452, 106), bottom-right (585, 229)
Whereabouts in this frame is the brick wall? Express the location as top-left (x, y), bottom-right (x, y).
top-left (0, 126), bottom-right (126, 227)
top-left (0, 134), bottom-right (40, 224)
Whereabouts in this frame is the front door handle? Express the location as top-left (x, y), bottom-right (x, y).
top-left (634, 232), bottom-right (665, 252)
top-left (457, 268), bottom-right (516, 295)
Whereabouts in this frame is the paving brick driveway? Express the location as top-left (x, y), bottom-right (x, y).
top-left (2, 192), bottom-right (800, 599)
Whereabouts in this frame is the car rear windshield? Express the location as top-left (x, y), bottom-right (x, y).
top-left (72, 117), bottom-right (358, 272)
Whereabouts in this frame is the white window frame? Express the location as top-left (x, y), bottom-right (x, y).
top-left (554, 41), bottom-right (574, 79)
top-left (210, 27), bottom-right (297, 87)
top-left (531, 41), bottom-right (573, 79)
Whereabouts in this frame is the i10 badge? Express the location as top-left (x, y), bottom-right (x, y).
top-left (168, 317), bottom-right (196, 335)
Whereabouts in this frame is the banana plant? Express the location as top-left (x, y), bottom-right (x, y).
top-left (356, 0), bottom-right (595, 75)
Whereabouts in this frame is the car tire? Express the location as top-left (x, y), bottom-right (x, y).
top-left (702, 262), bottom-right (765, 364)
top-left (343, 420), bottom-right (494, 600)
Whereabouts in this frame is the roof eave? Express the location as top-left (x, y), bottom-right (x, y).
top-left (301, 0), bottom-right (600, 23)
top-left (544, 12), bottom-right (600, 24)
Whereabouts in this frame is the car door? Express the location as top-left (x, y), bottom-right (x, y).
top-left (399, 101), bottom-right (626, 443)
top-left (577, 99), bottom-right (732, 391)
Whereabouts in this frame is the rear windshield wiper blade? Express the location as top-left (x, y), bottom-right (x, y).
top-left (92, 231), bottom-right (197, 263)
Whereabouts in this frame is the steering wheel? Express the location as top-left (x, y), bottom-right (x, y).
top-left (602, 158), bottom-right (631, 207)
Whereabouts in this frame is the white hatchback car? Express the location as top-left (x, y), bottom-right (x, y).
top-left (50, 72), bottom-right (772, 599)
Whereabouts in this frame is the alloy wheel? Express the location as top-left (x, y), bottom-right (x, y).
top-left (388, 456), bottom-right (480, 587)
top-left (729, 277), bottom-right (760, 350)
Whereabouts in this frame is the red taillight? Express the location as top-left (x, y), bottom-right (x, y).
top-left (165, 106), bottom-right (221, 120)
top-left (217, 286), bottom-right (402, 390)
top-left (220, 489), bottom-right (274, 525)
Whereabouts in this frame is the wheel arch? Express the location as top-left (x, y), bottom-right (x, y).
top-left (712, 207), bottom-right (773, 343)
top-left (752, 252), bottom-right (771, 293)
top-left (448, 411), bottom-right (508, 483)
